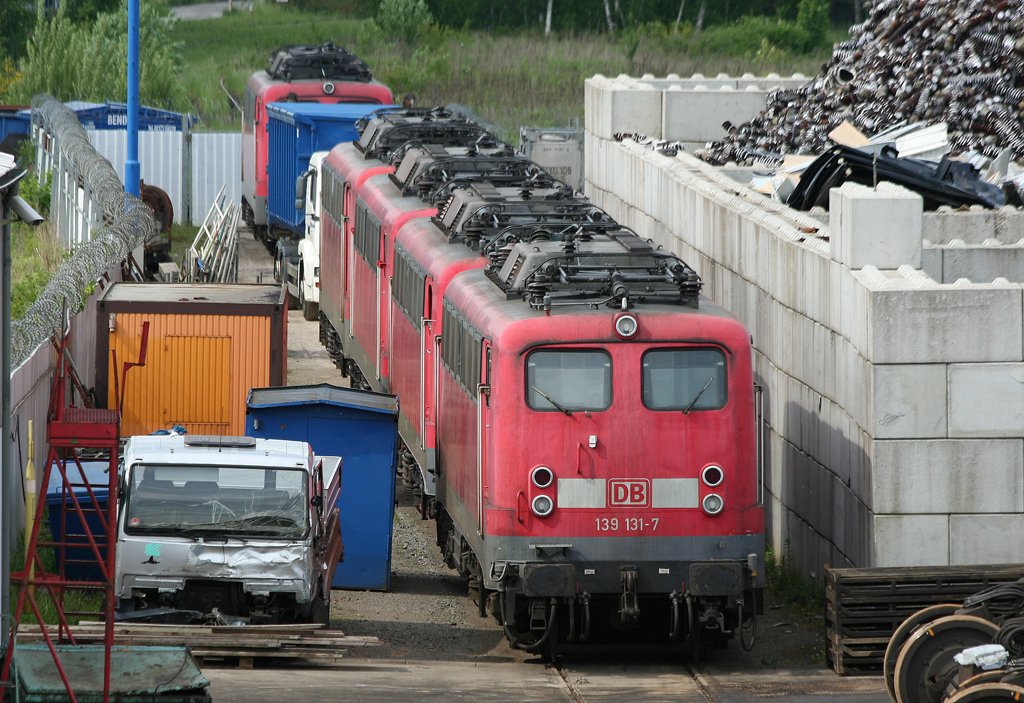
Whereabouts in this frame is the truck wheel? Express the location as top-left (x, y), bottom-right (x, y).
top-left (301, 286), bottom-right (319, 322)
top-left (298, 268), bottom-right (318, 320)
top-left (302, 300), bottom-right (318, 322)
top-left (310, 584), bottom-right (331, 626)
top-left (284, 261), bottom-right (299, 310)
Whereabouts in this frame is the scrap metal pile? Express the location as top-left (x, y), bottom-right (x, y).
top-left (697, 0), bottom-right (1024, 208)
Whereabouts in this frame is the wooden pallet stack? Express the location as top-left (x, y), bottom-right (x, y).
top-left (826, 564), bottom-right (1024, 676)
top-left (20, 622), bottom-right (381, 669)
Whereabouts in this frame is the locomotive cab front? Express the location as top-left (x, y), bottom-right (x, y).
top-left (434, 236), bottom-right (766, 657)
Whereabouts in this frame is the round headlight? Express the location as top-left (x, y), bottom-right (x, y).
top-left (702, 493), bottom-right (724, 516)
top-left (614, 314), bottom-right (638, 339)
top-left (532, 494), bottom-right (554, 517)
top-left (702, 465), bottom-right (724, 487)
top-left (531, 466), bottom-right (554, 489)
top-left (323, 82), bottom-right (336, 95)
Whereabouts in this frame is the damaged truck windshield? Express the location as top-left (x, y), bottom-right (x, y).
top-left (125, 464), bottom-right (308, 538)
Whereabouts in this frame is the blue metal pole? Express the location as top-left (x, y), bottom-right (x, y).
top-left (126, 0), bottom-right (140, 197)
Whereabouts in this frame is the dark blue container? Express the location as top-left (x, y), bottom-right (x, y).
top-left (33, 101), bottom-right (198, 132)
top-left (0, 105), bottom-right (31, 143)
top-left (245, 384), bottom-right (399, 590)
top-left (264, 102), bottom-right (387, 236)
top-left (45, 461), bottom-right (111, 582)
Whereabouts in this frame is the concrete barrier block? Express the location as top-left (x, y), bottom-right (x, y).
top-left (662, 86), bottom-right (767, 143)
top-left (830, 182), bottom-right (923, 270)
top-left (610, 82), bottom-right (662, 138)
top-left (586, 77), bottom-right (614, 140)
top-left (812, 323), bottom-right (833, 400)
top-left (872, 439), bottom-right (1024, 514)
top-left (873, 514), bottom-right (949, 567)
top-left (941, 244), bottom-right (1024, 284)
top-left (950, 514), bottom-right (1024, 565)
top-left (828, 260), bottom-right (845, 332)
top-left (815, 395), bottom-right (834, 469)
top-left (806, 249), bottom-right (831, 325)
top-left (949, 364), bottom-right (1024, 437)
top-left (860, 271), bottom-right (1023, 363)
top-left (871, 364), bottom-right (947, 439)
top-left (838, 265), bottom-right (869, 352)
top-left (995, 207), bottom-right (1024, 244)
top-left (767, 428), bottom-right (786, 500)
top-left (851, 428), bottom-right (872, 506)
top-left (923, 209), bottom-right (996, 245)
top-left (834, 340), bottom-right (869, 431)
top-left (921, 244), bottom-right (943, 282)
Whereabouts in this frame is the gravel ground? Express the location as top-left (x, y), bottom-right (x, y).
top-left (331, 483), bottom-right (532, 664)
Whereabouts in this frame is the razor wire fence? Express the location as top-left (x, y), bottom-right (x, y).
top-left (11, 95), bottom-right (159, 367)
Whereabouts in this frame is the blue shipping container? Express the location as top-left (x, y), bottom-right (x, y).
top-left (23, 101), bottom-right (198, 132)
top-left (245, 384), bottom-right (399, 591)
top-left (0, 106), bottom-right (31, 144)
top-left (265, 102), bottom-right (388, 236)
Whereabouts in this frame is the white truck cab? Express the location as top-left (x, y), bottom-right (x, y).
top-left (116, 434), bottom-right (341, 624)
top-left (281, 150), bottom-right (327, 322)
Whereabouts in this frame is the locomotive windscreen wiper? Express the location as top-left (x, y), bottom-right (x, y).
top-left (531, 385), bottom-right (572, 416)
top-left (682, 377), bottom-right (715, 415)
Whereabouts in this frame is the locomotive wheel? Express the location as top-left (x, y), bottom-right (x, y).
top-left (945, 683), bottom-right (1024, 702)
top-left (884, 603), bottom-right (962, 702)
top-left (893, 614), bottom-right (999, 703)
top-left (949, 671), bottom-right (1013, 700)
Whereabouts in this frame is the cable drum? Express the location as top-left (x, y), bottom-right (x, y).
top-left (995, 617), bottom-right (1024, 658)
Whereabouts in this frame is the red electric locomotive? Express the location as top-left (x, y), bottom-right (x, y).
top-left (241, 44), bottom-right (393, 231)
top-left (318, 108), bottom-right (494, 382)
top-left (403, 195), bottom-right (765, 655)
top-left (315, 109), bottom-right (766, 655)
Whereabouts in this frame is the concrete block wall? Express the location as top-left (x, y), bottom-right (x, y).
top-left (584, 75), bottom-right (1024, 574)
top-left (585, 73), bottom-right (808, 148)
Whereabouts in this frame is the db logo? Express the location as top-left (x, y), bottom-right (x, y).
top-left (609, 479), bottom-right (650, 507)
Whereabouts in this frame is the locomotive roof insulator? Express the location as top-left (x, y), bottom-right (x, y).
top-left (355, 113), bottom-right (490, 161)
top-left (391, 150), bottom-right (550, 201)
top-left (492, 233), bottom-right (704, 310)
top-left (432, 183), bottom-right (600, 245)
top-left (266, 42), bottom-right (372, 82)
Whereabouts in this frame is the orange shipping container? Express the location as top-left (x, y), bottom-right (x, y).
top-left (97, 283), bottom-right (287, 436)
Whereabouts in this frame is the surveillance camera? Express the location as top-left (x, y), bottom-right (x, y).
top-left (7, 195), bottom-right (44, 227)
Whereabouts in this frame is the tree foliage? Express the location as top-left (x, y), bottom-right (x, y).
top-left (0, 1), bottom-right (34, 62)
top-left (421, 0), bottom-right (856, 34)
top-left (63, 0), bottom-right (122, 23)
top-left (3, 0), bottom-right (185, 107)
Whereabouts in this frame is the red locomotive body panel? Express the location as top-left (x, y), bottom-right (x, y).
top-left (390, 220), bottom-right (485, 488)
top-left (242, 71), bottom-right (392, 226)
top-left (439, 273), bottom-right (761, 546)
top-left (350, 175), bottom-right (435, 387)
top-left (320, 144), bottom-right (392, 340)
